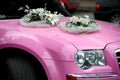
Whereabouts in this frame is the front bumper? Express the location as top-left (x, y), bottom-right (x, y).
top-left (43, 59), bottom-right (120, 80)
top-left (64, 60), bottom-right (120, 80)
top-left (66, 73), bottom-right (120, 80)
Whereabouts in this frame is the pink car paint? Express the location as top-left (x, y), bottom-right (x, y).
top-left (0, 17), bottom-right (120, 80)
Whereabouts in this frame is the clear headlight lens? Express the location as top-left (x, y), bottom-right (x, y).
top-left (75, 50), bottom-right (105, 70)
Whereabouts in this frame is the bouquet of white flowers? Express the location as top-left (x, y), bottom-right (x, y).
top-left (58, 15), bottom-right (100, 33)
top-left (19, 5), bottom-right (64, 27)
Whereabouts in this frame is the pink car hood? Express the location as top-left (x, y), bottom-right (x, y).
top-left (0, 19), bottom-right (120, 50)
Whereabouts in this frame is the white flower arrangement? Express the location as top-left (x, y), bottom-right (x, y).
top-left (58, 15), bottom-right (100, 33)
top-left (19, 5), bottom-right (64, 27)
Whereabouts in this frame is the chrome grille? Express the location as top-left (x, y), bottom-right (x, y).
top-left (115, 49), bottom-right (120, 68)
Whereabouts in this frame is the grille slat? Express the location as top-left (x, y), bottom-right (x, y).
top-left (116, 49), bottom-right (120, 68)
top-left (118, 62), bottom-right (120, 65)
top-left (117, 57), bottom-right (120, 59)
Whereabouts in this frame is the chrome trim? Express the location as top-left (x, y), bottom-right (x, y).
top-left (115, 49), bottom-right (120, 53)
top-left (67, 73), bottom-right (119, 78)
top-left (115, 48), bottom-right (120, 68)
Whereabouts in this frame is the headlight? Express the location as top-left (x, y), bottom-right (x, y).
top-left (75, 49), bottom-right (105, 70)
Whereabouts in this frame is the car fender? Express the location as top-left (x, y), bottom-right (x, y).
top-left (0, 29), bottom-right (76, 80)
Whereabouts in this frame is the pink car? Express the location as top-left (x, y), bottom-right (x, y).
top-left (0, 17), bottom-right (120, 80)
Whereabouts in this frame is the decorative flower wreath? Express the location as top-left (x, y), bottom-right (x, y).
top-left (58, 15), bottom-right (100, 33)
top-left (19, 5), bottom-right (64, 27)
